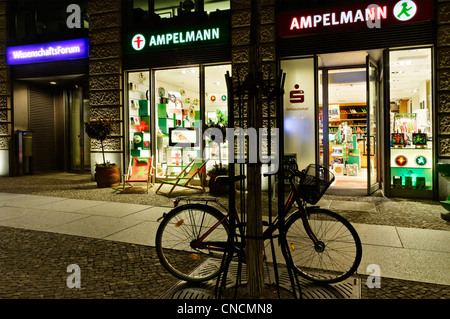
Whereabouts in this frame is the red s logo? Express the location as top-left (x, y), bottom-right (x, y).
top-left (290, 84), bottom-right (304, 103)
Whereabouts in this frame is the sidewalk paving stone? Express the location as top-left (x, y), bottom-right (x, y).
top-left (0, 173), bottom-right (449, 300)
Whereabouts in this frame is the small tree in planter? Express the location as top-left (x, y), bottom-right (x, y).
top-left (84, 116), bottom-right (120, 188)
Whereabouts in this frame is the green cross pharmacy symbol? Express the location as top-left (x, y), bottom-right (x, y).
top-left (397, 2), bottom-right (412, 18)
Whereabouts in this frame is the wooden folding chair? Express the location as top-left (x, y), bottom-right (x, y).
top-left (122, 156), bottom-right (154, 193)
top-left (156, 158), bottom-right (208, 196)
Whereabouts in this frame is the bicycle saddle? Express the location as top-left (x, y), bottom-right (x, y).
top-left (215, 175), bottom-right (246, 185)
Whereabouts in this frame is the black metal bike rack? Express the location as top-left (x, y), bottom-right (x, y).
top-left (214, 67), bottom-right (303, 299)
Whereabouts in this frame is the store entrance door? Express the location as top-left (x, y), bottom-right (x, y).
top-left (67, 87), bottom-right (91, 173)
top-left (367, 56), bottom-right (380, 194)
top-left (319, 52), bottom-right (380, 195)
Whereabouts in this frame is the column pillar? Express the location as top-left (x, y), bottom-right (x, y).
top-left (88, 0), bottom-right (124, 177)
top-left (0, 0), bottom-right (11, 176)
top-left (437, 0), bottom-right (450, 199)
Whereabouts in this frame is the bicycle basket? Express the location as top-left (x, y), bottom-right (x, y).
top-left (290, 164), bottom-right (335, 205)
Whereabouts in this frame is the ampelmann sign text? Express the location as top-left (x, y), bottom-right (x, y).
top-left (278, 0), bottom-right (433, 37)
top-left (126, 23), bottom-right (229, 53)
top-left (289, 6), bottom-right (388, 30)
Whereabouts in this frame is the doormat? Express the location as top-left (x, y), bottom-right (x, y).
top-left (159, 258), bottom-right (360, 300)
top-left (333, 180), bottom-right (367, 188)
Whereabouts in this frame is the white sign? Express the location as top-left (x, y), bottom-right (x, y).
top-left (281, 58), bottom-right (316, 170)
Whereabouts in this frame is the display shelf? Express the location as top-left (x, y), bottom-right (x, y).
top-left (128, 72), bottom-right (151, 162)
top-left (328, 103), bottom-right (367, 126)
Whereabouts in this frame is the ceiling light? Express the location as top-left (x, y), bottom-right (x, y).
top-left (50, 81), bottom-right (56, 85)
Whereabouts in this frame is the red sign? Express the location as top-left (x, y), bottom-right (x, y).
top-left (278, 0), bottom-right (433, 38)
top-left (289, 84), bottom-right (305, 103)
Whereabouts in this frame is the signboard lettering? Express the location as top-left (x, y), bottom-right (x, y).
top-left (125, 23), bottom-right (229, 53)
top-left (278, 0), bottom-right (433, 37)
top-left (6, 38), bottom-right (89, 65)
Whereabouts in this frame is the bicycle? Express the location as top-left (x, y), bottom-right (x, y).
top-left (155, 161), bottom-right (362, 284)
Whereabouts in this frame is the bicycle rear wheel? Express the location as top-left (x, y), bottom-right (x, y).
top-left (285, 208), bottom-right (362, 284)
top-left (155, 203), bottom-right (230, 282)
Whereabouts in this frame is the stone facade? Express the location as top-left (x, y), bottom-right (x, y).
top-left (438, 0), bottom-right (450, 158)
top-left (437, 0), bottom-right (450, 199)
top-left (0, 0), bottom-right (10, 152)
top-left (88, 0), bottom-right (123, 171)
top-left (230, 0), bottom-right (277, 127)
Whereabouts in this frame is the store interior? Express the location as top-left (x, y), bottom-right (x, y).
top-left (318, 50), bottom-right (377, 191)
top-left (126, 48), bottom-right (433, 193)
top-left (324, 67), bottom-right (369, 189)
top-left (318, 47), bottom-right (433, 193)
top-left (389, 48), bottom-right (433, 191)
top-left (127, 65), bottom-right (230, 181)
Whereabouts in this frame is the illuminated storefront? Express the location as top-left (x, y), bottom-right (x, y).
top-left (123, 19), bottom-right (231, 182)
top-left (277, 0), bottom-right (436, 198)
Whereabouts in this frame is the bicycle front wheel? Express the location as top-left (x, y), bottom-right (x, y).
top-left (155, 203), bottom-right (230, 282)
top-left (285, 208), bottom-right (362, 284)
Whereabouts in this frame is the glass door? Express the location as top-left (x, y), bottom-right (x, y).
top-left (367, 56), bottom-right (379, 194)
top-left (325, 67), bottom-right (368, 190)
top-left (68, 87), bottom-right (90, 173)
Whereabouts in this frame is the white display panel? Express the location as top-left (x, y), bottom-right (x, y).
top-left (281, 58), bottom-right (316, 170)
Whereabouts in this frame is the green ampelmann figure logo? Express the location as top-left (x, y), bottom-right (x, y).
top-left (394, 0), bottom-right (417, 21)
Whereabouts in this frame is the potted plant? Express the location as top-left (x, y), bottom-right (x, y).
top-left (207, 163), bottom-right (229, 195)
top-left (84, 116), bottom-right (120, 188)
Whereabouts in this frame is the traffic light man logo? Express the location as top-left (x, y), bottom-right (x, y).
top-left (394, 1), bottom-right (417, 21)
top-left (132, 34), bottom-right (146, 51)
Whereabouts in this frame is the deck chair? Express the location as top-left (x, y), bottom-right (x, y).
top-left (156, 158), bottom-right (208, 196)
top-left (122, 156), bottom-right (154, 193)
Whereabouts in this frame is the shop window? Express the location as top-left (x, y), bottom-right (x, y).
top-left (204, 0), bottom-right (230, 15)
top-left (153, 0), bottom-right (229, 19)
top-left (128, 71), bottom-right (151, 160)
top-left (318, 69), bottom-right (323, 168)
top-left (204, 64), bottom-right (231, 172)
top-left (389, 48), bottom-right (433, 191)
top-left (133, 0), bottom-right (149, 12)
top-left (154, 67), bottom-right (201, 178)
top-left (151, 65), bottom-right (231, 178)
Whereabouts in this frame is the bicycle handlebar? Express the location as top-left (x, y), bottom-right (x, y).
top-left (263, 158), bottom-right (299, 177)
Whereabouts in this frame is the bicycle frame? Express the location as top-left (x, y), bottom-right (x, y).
top-left (188, 186), bottom-right (320, 252)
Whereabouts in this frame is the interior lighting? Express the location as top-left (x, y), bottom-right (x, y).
top-left (416, 156), bottom-right (427, 166)
top-left (395, 155), bottom-right (407, 166)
